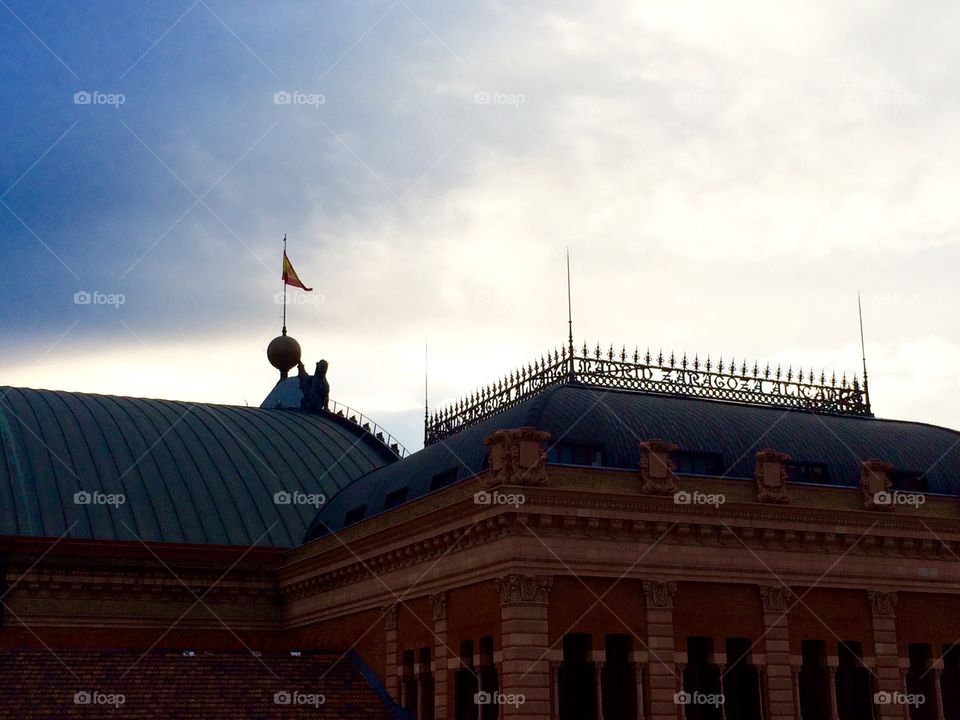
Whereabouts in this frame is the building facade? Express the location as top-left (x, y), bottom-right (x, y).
top-left (2, 345), bottom-right (960, 719)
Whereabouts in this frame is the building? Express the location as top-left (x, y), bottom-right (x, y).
top-left (2, 338), bottom-right (960, 719)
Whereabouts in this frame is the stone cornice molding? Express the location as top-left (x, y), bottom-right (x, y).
top-left (279, 502), bottom-right (960, 602)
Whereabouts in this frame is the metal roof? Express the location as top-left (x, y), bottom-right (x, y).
top-left (0, 387), bottom-right (398, 547)
top-left (309, 382), bottom-right (960, 539)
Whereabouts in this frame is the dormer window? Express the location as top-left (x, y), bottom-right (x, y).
top-left (344, 505), bottom-right (367, 527)
top-left (383, 487), bottom-right (409, 510)
top-left (547, 441), bottom-right (605, 467)
top-left (673, 450), bottom-right (724, 476)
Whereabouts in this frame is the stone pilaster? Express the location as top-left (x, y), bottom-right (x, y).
top-left (759, 586), bottom-right (795, 720)
top-left (430, 592), bottom-right (448, 720)
top-left (642, 580), bottom-right (678, 720)
top-left (868, 591), bottom-right (902, 719)
top-left (384, 604), bottom-right (399, 701)
top-left (497, 574), bottom-right (552, 719)
top-left (631, 660), bottom-right (646, 720)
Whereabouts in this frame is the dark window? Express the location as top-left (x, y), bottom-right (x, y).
top-left (942, 644), bottom-right (960, 720)
top-left (454, 640), bottom-right (478, 720)
top-left (383, 487), bottom-right (409, 510)
top-left (430, 468), bottom-right (459, 492)
top-left (799, 640), bottom-right (830, 720)
top-left (343, 505), bottom-right (366, 526)
top-left (892, 470), bottom-right (926, 493)
top-left (401, 649), bottom-right (417, 712)
top-left (786, 461), bottom-right (830, 485)
top-left (602, 635), bottom-right (635, 720)
top-left (724, 637), bottom-right (762, 720)
top-left (836, 641), bottom-right (871, 720)
top-left (548, 442), bottom-right (605, 467)
top-left (673, 451), bottom-right (724, 476)
top-left (419, 647), bottom-right (435, 720)
top-left (683, 637), bottom-right (722, 720)
top-left (559, 634), bottom-right (595, 720)
top-left (478, 636), bottom-right (499, 720)
top-left (906, 644), bottom-right (935, 720)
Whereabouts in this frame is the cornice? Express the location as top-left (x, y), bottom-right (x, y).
top-left (279, 492), bottom-right (960, 603)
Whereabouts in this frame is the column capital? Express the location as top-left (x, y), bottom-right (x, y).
top-left (759, 585), bottom-right (794, 614)
top-left (868, 590), bottom-right (898, 617)
top-left (383, 603), bottom-right (399, 630)
top-left (496, 573), bottom-right (552, 605)
top-left (642, 579), bottom-right (677, 608)
top-left (429, 591), bottom-right (448, 620)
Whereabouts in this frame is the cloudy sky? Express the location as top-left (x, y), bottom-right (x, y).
top-left (1, 0), bottom-right (958, 450)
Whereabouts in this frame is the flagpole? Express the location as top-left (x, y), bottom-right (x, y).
top-left (282, 234), bottom-right (287, 335)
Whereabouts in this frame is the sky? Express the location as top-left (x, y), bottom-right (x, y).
top-left (1, 0), bottom-right (959, 451)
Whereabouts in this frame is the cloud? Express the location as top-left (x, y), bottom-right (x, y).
top-left (1, 0), bottom-right (958, 440)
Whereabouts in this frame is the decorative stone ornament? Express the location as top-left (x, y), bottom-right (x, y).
top-left (383, 604), bottom-right (399, 630)
top-left (867, 590), bottom-right (897, 617)
top-left (639, 439), bottom-right (678, 495)
top-left (496, 574), bottom-right (552, 605)
top-left (860, 459), bottom-right (894, 511)
top-left (482, 427), bottom-right (551, 488)
top-left (429, 592), bottom-right (447, 620)
top-left (755, 449), bottom-right (792, 503)
top-left (641, 580), bottom-right (677, 608)
top-left (759, 585), bottom-right (793, 614)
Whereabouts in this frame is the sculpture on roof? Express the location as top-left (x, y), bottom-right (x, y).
top-left (298, 360), bottom-right (330, 412)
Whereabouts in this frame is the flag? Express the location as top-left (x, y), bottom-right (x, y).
top-left (282, 251), bottom-right (312, 291)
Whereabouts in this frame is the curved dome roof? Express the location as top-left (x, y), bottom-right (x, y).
top-left (0, 387), bottom-right (398, 546)
top-left (308, 383), bottom-right (960, 540)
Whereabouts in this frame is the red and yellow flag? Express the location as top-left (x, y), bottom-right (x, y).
top-left (282, 251), bottom-right (312, 291)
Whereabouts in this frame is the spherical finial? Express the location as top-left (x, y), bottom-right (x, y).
top-left (267, 333), bottom-right (301, 378)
